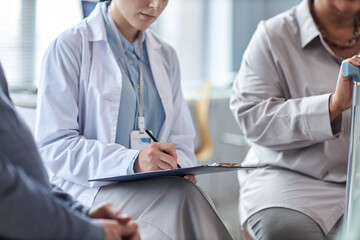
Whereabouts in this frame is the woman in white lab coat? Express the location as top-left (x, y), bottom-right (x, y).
top-left (35, 0), bottom-right (232, 239)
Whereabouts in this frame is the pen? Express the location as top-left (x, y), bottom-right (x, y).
top-left (145, 128), bottom-right (181, 169)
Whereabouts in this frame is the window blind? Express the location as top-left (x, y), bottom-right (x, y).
top-left (0, 0), bottom-right (82, 91)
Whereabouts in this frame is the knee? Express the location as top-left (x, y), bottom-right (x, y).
top-left (162, 176), bottom-right (200, 197)
top-left (259, 218), bottom-right (307, 240)
top-left (163, 176), bottom-right (195, 189)
top-left (247, 208), bottom-right (326, 240)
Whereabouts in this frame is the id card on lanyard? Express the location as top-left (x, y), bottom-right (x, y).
top-left (107, 8), bottom-right (152, 150)
top-left (130, 128), bottom-right (153, 150)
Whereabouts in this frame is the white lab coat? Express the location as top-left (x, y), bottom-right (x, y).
top-left (35, 4), bottom-right (196, 207)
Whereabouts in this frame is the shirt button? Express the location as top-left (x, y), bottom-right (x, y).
top-left (128, 59), bottom-right (133, 64)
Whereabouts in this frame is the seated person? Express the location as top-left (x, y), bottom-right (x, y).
top-left (230, 0), bottom-right (360, 239)
top-left (35, 0), bottom-right (232, 239)
top-left (0, 62), bottom-right (139, 240)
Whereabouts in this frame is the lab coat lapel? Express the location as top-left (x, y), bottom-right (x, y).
top-left (87, 4), bottom-right (123, 142)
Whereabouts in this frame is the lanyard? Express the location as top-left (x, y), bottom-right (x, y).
top-left (107, 8), bottom-right (145, 131)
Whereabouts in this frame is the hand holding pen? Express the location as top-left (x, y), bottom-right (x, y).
top-left (145, 129), bottom-right (182, 169)
top-left (144, 129), bottom-right (197, 184)
top-left (133, 129), bottom-right (179, 173)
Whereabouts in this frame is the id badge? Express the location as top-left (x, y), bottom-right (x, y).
top-left (130, 130), bottom-right (152, 150)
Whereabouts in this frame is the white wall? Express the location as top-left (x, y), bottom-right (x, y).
top-left (15, 106), bottom-right (36, 135)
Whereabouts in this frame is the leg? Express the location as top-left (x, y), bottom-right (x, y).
top-left (93, 176), bottom-right (232, 240)
top-left (245, 207), bottom-right (326, 240)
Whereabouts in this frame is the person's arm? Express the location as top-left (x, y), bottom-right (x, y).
top-left (0, 153), bottom-right (104, 240)
top-left (328, 56), bottom-right (360, 121)
top-left (0, 62), bottom-right (101, 240)
top-left (51, 184), bottom-right (91, 215)
top-left (230, 22), bottom-right (343, 151)
top-left (0, 156), bottom-right (139, 240)
top-left (35, 31), bottom-right (139, 187)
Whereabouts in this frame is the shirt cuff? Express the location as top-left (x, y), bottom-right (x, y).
top-left (126, 151), bottom-right (140, 175)
top-left (301, 93), bottom-right (337, 143)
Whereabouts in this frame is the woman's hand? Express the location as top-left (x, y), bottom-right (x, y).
top-left (184, 175), bottom-right (197, 184)
top-left (330, 55), bottom-right (360, 121)
top-left (134, 142), bottom-right (178, 172)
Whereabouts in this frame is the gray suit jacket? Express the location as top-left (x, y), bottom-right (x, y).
top-left (0, 62), bottom-right (104, 239)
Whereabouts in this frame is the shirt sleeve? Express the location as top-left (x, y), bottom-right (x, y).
top-left (230, 22), bottom-right (339, 151)
top-left (126, 152), bottom-right (139, 175)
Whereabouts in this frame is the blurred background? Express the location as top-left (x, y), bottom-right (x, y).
top-left (0, 0), bottom-right (302, 239)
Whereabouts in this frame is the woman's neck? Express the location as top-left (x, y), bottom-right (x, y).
top-left (311, 0), bottom-right (360, 58)
top-left (313, 0), bottom-right (355, 32)
top-left (109, 3), bottom-right (139, 43)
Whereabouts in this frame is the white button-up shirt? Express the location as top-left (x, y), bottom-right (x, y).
top-left (230, 0), bottom-right (350, 234)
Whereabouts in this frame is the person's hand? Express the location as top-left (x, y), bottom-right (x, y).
top-left (89, 203), bottom-right (140, 240)
top-left (100, 219), bottom-right (140, 240)
top-left (88, 202), bottom-right (131, 224)
top-left (134, 142), bottom-right (178, 172)
top-left (330, 55), bottom-right (360, 121)
top-left (184, 175), bottom-right (197, 184)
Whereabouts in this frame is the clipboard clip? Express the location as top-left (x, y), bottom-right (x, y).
top-left (210, 163), bottom-right (243, 167)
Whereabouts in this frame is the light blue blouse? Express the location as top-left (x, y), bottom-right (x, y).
top-left (101, 4), bottom-right (165, 173)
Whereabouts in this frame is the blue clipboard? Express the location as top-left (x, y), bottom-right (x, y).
top-left (88, 164), bottom-right (256, 183)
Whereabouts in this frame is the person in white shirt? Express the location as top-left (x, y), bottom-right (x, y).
top-left (35, 0), bottom-right (231, 239)
top-left (230, 0), bottom-right (360, 239)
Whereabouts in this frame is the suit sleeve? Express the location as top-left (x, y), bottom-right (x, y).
top-left (51, 184), bottom-right (91, 216)
top-left (0, 150), bottom-right (104, 240)
top-left (0, 62), bottom-right (104, 240)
